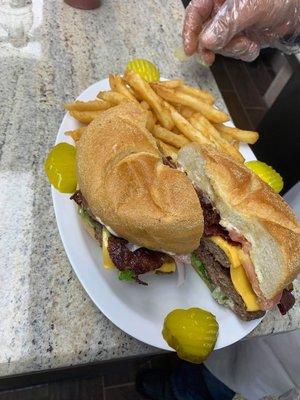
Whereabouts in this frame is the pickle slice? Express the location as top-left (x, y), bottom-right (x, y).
top-left (126, 59), bottom-right (160, 82)
top-left (162, 308), bottom-right (219, 363)
top-left (245, 160), bottom-right (283, 193)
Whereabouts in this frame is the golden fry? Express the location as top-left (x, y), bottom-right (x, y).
top-left (154, 79), bottom-right (184, 88)
top-left (97, 90), bottom-right (129, 105)
top-left (145, 110), bottom-right (155, 132)
top-left (156, 139), bottom-right (178, 160)
top-left (69, 110), bottom-right (103, 124)
top-left (233, 140), bottom-right (240, 149)
top-left (109, 74), bottom-right (138, 102)
top-left (64, 100), bottom-right (111, 112)
top-left (65, 127), bottom-right (86, 142)
top-left (189, 114), bottom-right (244, 162)
top-left (124, 70), bottom-right (174, 130)
top-left (164, 102), bottom-right (211, 146)
top-left (179, 105), bottom-right (194, 119)
top-left (177, 84), bottom-right (214, 105)
top-left (152, 84), bottom-right (229, 124)
top-left (172, 126), bottom-right (183, 135)
top-left (218, 130), bottom-right (236, 143)
top-left (152, 125), bottom-right (190, 149)
top-left (214, 123), bottom-right (259, 144)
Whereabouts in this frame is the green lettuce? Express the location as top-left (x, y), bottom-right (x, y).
top-left (118, 270), bottom-right (135, 281)
top-left (191, 253), bottom-right (234, 308)
top-left (191, 253), bottom-right (214, 290)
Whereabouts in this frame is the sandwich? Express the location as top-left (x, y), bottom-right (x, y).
top-left (71, 102), bottom-right (203, 284)
top-left (177, 143), bottom-right (300, 321)
top-left (70, 100), bottom-right (299, 320)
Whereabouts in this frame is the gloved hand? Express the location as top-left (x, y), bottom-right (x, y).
top-left (183, 0), bottom-right (300, 65)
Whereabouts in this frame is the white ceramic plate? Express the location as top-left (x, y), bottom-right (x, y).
top-left (52, 78), bottom-right (262, 351)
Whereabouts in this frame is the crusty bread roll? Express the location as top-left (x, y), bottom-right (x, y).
top-left (178, 143), bottom-right (300, 300)
top-left (76, 102), bottom-right (203, 254)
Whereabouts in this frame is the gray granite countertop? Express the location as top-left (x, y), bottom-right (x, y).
top-left (0, 0), bottom-right (299, 378)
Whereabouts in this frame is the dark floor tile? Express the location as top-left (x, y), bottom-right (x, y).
top-left (48, 376), bottom-right (103, 400)
top-left (0, 385), bottom-right (49, 400)
top-left (210, 56), bottom-right (233, 91)
top-left (105, 384), bottom-right (142, 400)
top-left (223, 58), bottom-right (266, 109)
top-left (245, 108), bottom-right (267, 130)
top-left (150, 353), bottom-right (181, 372)
top-left (103, 359), bottom-right (150, 388)
top-left (220, 90), bottom-right (252, 130)
top-left (246, 58), bottom-right (274, 96)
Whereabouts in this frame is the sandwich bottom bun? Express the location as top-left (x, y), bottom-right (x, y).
top-left (178, 144), bottom-right (300, 300)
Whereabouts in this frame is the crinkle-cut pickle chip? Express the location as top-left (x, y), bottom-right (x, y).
top-left (162, 308), bottom-right (219, 364)
top-left (126, 59), bottom-right (160, 82)
top-left (245, 160), bottom-right (283, 193)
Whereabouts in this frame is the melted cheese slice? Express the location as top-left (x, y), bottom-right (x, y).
top-left (155, 261), bottom-right (176, 273)
top-left (102, 227), bottom-right (176, 273)
top-left (102, 227), bottom-right (115, 269)
top-left (210, 236), bottom-right (260, 311)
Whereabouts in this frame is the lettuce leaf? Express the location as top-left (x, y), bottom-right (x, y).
top-left (118, 270), bottom-right (135, 281)
top-left (191, 253), bottom-right (233, 308)
top-left (191, 253), bottom-right (214, 290)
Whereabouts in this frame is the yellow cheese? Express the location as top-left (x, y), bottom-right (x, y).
top-left (230, 266), bottom-right (260, 311)
top-left (210, 236), bottom-right (260, 311)
top-left (102, 228), bottom-right (176, 274)
top-left (102, 227), bottom-right (116, 269)
top-left (156, 261), bottom-right (176, 273)
top-left (210, 236), bottom-right (241, 269)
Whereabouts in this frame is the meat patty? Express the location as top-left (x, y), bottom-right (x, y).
top-left (195, 238), bottom-right (265, 321)
top-left (196, 190), bottom-right (240, 246)
top-left (71, 191), bottom-right (171, 283)
top-left (108, 236), bottom-right (168, 282)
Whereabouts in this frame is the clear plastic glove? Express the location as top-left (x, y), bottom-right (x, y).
top-left (183, 0), bottom-right (300, 65)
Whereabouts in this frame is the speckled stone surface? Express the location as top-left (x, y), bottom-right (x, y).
top-left (0, 0), bottom-right (299, 378)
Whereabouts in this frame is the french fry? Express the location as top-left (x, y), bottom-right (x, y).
top-left (172, 126), bottom-right (183, 135)
top-left (156, 139), bottom-right (178, 160)
top-left (152, 125), bottom-right (190, 149)
top-left (124, 70), bottom-right (174, 130)
top-left (189, 114), bottom-right (244, 162)
top-left (233, 141), bottom-right (240, 149)
top-left (154, 79), bottom-right (184, 89)
top-left (152, 84), bottom-right (229, 124)
top-left (64, 100), bottom-right (111, 112)
top-left (177, 84), bottom-right (215, 105)
top-left (109, 74), bottom-right (138, 102)
top-left (127, 85), bottom-right (143, 101)
top-left (65, 127), bottom-right (86, 142)
top-left (164, 102), bottom-right (211, 146)
top-left (179, 105), bottom-right (194, 119)
top-left (173, 104), bottom-right (194, 119)
top-left (69, 110), bottom-right (103, 124)
top-left (146, 110), bottom-right (155, 132)
top-left (218, 130), bottom-right (236, 143)
top-left (97, 90), bottom-right (129, 105)
top-left (214, 123), bottom-right (259, 144)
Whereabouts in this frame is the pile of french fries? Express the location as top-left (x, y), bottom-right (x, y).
top-left (64, 70), bottom-right (259, 163)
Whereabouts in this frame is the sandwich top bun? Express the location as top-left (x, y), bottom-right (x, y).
top-left (178, 143), bottom-right (300, 300)
top-left (76, 102), bottom-right (203, 254)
